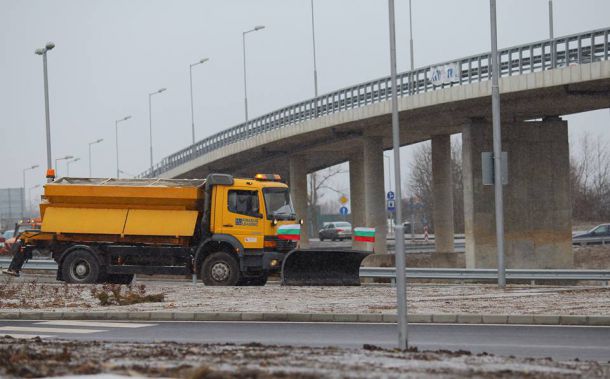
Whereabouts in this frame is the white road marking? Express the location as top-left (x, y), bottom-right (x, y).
top-left (1, 333), bottom-right (52, 339)
top-left (36, 320), bottom-right (156, 328)
top-left (0, 326), bottom-right (104, 334)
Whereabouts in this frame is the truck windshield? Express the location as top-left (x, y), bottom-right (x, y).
top-left (263, 188), bottom-right (295, 220)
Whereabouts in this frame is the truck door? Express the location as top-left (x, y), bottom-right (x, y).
top-left (220, 188), bottom-right (264, 249)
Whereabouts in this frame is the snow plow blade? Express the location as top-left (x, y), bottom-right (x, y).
top-left (281, 249), bottom-right (371, 286)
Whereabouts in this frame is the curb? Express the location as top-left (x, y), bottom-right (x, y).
top-left (0, 312), bottom-right (609, 326)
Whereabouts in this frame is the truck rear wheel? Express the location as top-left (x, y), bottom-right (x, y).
top-left (201, 251), bottom-right (240, 286)
top-left (62, 250), bottom-right (101, 284)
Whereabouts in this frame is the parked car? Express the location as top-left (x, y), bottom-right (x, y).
top-left (1, 220), bottom-right (41, 255)
top-left (319, 222), bottom-right (352, 241)
top-left (572, 223), bottom-right (610, 245)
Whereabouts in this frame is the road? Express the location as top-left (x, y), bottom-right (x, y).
top-left (1, 320), bottom-right (608, 361)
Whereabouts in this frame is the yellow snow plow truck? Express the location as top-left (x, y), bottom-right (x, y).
top-left (13, 174), bottom-right (368, 286)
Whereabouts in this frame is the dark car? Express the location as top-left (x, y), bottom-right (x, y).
top-left (319, 222), bottom-right (352, 241)
top-left (573, 223), bottom-right (610, 245)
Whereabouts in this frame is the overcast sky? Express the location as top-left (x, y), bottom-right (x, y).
top-left (1, 0), bottom-right (609, 205)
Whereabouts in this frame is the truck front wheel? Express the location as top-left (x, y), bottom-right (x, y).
top-left (62, 250), bottom-right (101, 284)
top-left (201, 251), bottom-right (240, 286)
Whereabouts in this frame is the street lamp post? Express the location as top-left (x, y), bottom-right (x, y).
top-left (189, 58), bottom-right (209, 145)
top-left (549, 0), bottom-right (555, 67)
top-left (388, 0), bottom-right (408, 350)
top-left (54, 155), bottom-right (73, 177)
top-left (88, 138), bottom-right (103, 177)
top-left (66, 157), bottom-right (80, 177)
top-left (29, 184), bottom-right (41, 214)
top-left (115, 116), bottom-right (132, 178)
top-left (34, 42), bottom-right (55, 183)
top-left (490, 0), bottom-right (506, 288)
top-left (242, 25), bottom-right (265, 133)
top-left (22, 165), bottom-right (39, 217)
top-left (148, 89), bottom-right (166, 173)
top-left (310, 0), bottom-right (319, 98)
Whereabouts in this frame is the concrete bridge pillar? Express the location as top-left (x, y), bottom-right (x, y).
top-left (462, 118), bottom-right (572, 268)
top-left (349, 152), bottom-right (366, 250)
top-left (432, 134), bottom-right (455, 254)
top-left (289, 154), bottom-right (310, 248)
top-left (363, 136), bottom-right (387, 254)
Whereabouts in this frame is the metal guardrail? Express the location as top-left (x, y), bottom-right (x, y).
top-left (360, 267), bottom-right (610, 283)
top-left (141, 27), bottom-right (610, 178)
top-left (2, 259), bottom-right (608, 284)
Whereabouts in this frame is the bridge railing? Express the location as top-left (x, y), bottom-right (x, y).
top-left (141, 27), bottom-right (610, 178)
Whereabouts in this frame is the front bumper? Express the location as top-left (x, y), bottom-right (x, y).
top-left (262, 251), bottom-right (285, 272)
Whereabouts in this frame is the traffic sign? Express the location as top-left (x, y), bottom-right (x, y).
top-left (386, 191), bottom-right (395, 200)
top-left (386, 199), bottom-right (396, 212)
top-left (339, 195), bottom-right (348, 204)
top-left (339, 206), bottom-right (348, 216)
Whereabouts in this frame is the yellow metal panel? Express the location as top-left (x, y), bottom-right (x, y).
top-left (41, 207), bottom-right (128, 235)
top-left (123, 209), bottom-right (198, 237)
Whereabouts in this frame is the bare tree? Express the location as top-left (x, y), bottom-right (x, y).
top-left (407, 140), bottom-right (464, 233)
top-left (308, 164), bottom-right (348, 234)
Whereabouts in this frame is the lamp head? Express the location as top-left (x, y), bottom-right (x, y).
top-left (254, 25), bottom-right (265, 31)
top-left (158, 88), bottom-right (166, 93)
top-left (64, 155), bottom-right (74, 159)
top-left (200, 58), bottom-right (209, 64)
top-left (45, 42), bottom-right (55, 50)
top-left (96, 138), bottom-right (104, 143)
top-left (124, 115), bottom-right (132, 120)
top-left (34, 48), bottom-right (45, 55)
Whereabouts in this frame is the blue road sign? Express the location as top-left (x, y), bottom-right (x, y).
top-left (339, 206), bottom-right (348, 216)
top-left (387, 199), bottom-right (396, 212)
top-left (386, 191), bottom-right (395, 200)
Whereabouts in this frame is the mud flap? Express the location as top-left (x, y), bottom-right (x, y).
top-left (281, 249), bottom-right (371, 286)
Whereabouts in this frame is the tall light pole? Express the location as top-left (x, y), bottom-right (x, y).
top-left (66, 157), bottom-right (80, 176)
top-left (88, 138), bottom-right (103, 177)
top-left (388, 0), bottom-right (408, 350)
top-left (189, 58), bottom-right (210, 145)
top-left (409, 0), bottom-right (414, 71)
top-left (549, 0), bottom-right (555, 67)
top-left (34, 42), bottom-right (55, 183)
top-left (310, 0), bottom-right (319, 98)
top-left (54, 155), bottom-right (73, 177)
top-left (29, 184), bottom-right (41, 214)
top-left (242, 25), bottom-right (265, 132)
top-left (22, 165), bottom-right (39, 217)
top-left (148, 89), bottom-right (166, 173)
top-left (115, 115), bottom-right (132, 178)
top-left (490, 0), bottom-right (506, 288)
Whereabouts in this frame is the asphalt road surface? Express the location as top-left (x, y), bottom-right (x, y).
top-left (1, 320), bottom-right (608, 362)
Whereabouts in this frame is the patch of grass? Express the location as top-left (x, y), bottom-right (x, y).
top-left (90, 284), bottom-right (165, 306)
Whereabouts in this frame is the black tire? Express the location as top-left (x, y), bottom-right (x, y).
top-left (201, 251), bottom-right (241, 286)
top-left (62, 250), bottom-right (101, 284)
top-left (105, 274), bottom-right (134, 285)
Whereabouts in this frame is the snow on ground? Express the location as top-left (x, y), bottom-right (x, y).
top-left (1, 277), bottom-right (609, 315)
top-left (1, 337), bottom-right (608, 378)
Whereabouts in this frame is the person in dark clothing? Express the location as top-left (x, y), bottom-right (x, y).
top-left (2, 240), bottom-right (27, 277)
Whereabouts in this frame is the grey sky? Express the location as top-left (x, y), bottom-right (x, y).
top-left (1, 0), bottom-right (609, 205)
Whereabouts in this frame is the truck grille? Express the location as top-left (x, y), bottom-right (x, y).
top-left (265, 236), bottom-right (296, 253)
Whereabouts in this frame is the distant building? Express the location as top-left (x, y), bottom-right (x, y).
top-left (0, 188), bottom-right (24, 231)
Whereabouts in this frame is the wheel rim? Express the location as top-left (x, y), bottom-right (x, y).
top-left (72, 259), bottom-right (91, 280)
top-left (210, 262), bottom-right (231, 282)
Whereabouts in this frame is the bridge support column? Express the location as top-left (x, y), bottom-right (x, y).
top-left (462, 118), bottom-right (572, 269)
top-left (289, 155), bottom-right (309, 248)
top-left (363, 136), bottom-right (387, 254)
top-left (349, 153), bottom-right (366, 250)
top-left (432, 134), bottom-right (455, 254)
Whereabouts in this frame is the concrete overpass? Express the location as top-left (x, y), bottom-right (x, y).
top-left (142, 27), bottom-right (610, 269)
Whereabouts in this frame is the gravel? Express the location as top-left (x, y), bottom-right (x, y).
top-left (1, 337), bottom-right (608, 378)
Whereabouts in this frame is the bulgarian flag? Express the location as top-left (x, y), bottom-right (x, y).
top-left (353, 227), bottom-right (375, 243)
top-left (277, 224), bottom-right (301, 241)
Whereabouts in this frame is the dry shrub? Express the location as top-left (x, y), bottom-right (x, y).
top-left (91, 284), bottom-right (164, 306)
